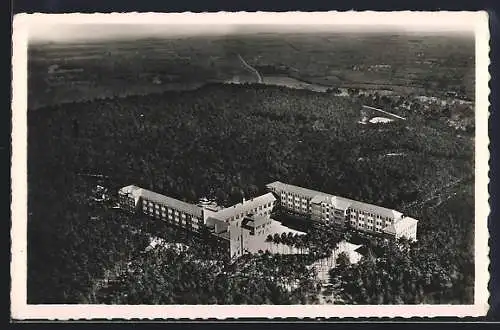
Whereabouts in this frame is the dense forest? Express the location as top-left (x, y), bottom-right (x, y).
top-left (27, 83), bottom-right (474, 304)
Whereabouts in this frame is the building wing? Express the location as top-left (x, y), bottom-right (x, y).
top-left (139, 188), bottom-right (203, 218)
top-left (210, 192), bottom-right (276, 222)
top-left (283, 182), bottom-right (401, 219)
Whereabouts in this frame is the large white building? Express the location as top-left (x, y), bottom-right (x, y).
top-left (119, 185), bottom-right (278, 259)
top-left (266, 181), bottom-right (418, 241)
top-left (118, 179), bottom-right (418, 262)
top-left (203, 193), bottom-right (277, 259)
top-left (118, 185), bottom-right (204, 232)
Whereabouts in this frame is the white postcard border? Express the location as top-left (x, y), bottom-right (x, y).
top-left (11, 11), bottom-right (491, 320)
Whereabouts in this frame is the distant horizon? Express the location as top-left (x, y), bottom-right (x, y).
top-left (27, 24), bottom-right (475, 45)
top-left (18, 12), bottom-right (479, 44)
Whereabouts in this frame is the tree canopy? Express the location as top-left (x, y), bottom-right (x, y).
top-left (28, 83), bottom-right (474, 304)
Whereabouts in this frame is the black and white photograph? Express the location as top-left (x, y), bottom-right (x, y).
top-left (11, 11), bottom-right (490, 319)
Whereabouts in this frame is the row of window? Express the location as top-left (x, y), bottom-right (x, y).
top-left (282, 191), bottom-right (309, 198)
top-left (286, 197), bottom-right (309, 205)
top-left (351, 221), bottom-right (383, 233)
top-left (147, 214), bottom-right (200, 230)
top-left (145, 207), bottom-right (195, 221)
top-left (275, 192), bottom-right (398, 221)
top-left (322, 208), bottom-right (343, 214)
top-left (349, 215), bottom-right (391, 225)
top-left (363, 221), bottom-right (383, 228)
top-left (145, 206), bottom-right (184, 217)
top-left (320, 212), bottom-right (390, 227)
top-left (347, 208), bottom-right (392, 221)
top-left (140, 199), bottom-right (202, 230)
top-left (288, 201), bottom-right (308, 208)
top-left (286, 202), bottom-right (310, 213)
top-left (289, 201), bottom-right (309, 207)
top-left (282, 192), bottom-right (311, 203)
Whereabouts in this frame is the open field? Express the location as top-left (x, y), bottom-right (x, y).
top-left (28, 32), bottom-right (474, 109)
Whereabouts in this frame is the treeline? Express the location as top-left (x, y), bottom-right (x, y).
top-left (27, 82), bottom-right (474, 303)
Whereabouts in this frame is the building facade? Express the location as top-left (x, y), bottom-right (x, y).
top-left (118, 185), bottom-right (204, 232)
top-left (205, 193), bottom-right (277, 259)
top-left (266, 181), bottom-right (319, 216)
top-left (266, 181), bottom-right (418, 241)
top-left (119, 179), bottom-right (418, 261)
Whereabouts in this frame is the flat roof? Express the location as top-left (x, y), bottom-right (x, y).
top-left (211, 193), bottom-right (276, 222)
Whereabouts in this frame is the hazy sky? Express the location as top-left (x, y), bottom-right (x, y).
top-left (19, 12), bottom-right (481, 43)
